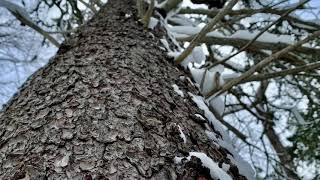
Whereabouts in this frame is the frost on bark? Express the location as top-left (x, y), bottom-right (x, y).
top-left (0, 0), bottom-right (246, 179)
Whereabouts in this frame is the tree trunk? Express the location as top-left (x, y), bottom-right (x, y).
top-left (256, 80), bottom-right (298, 179)
top-left (0, 1), bottom-right (246, 179)
top-left (264, 124), bottom-right (298, 179)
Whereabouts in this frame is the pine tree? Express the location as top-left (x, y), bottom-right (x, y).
top-left (0, 0), bottom-right (250, 179)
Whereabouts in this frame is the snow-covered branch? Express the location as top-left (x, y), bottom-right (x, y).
top-left (206, 30), bottom-right (320, 98)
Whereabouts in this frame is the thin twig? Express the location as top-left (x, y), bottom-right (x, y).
top-left (208, 105), bottom-right (248, 141)
top-left (142, 0), bottom-right (155, 28)
top-left (207, 0), bottom-right (310, 70)
top-left (244, 61), bottom-right (320, 82)
top-left (162, 0), bottom-right (182, 12)
top-left (174, 0), bottom-right (239, 64)
top-left (10, 11), bottom-right (60, 47)
top-left (179, 1), bottom-right (320, 31)
top-left (205, 30), bottom-right (320, 99)
top-left (136, 0), bottom-right (145, 19)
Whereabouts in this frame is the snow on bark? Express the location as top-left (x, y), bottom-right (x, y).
top-left (188, 93), bottom-right (255, 179)
top-left (160, 38), bottom-right (171, 51)
top-left (172, 84), bottom-right (184, 97)
top-left (206, 131), bottom-right (255, 180)
top-left (188, 93), bottom-right (228, 138)
top-left (195, 113), bottom-right (205, 120)
top-left (174, 152), bottom-right (232, 180)
top-left (177, 125), bottom-right (187, 143)
top-left (148, 17), bottom-right (159, 29)
top-left (155, 2), bottom-right (255, 179)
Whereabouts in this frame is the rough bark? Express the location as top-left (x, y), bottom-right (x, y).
top-left (0, 0), bottom-right (246, 179)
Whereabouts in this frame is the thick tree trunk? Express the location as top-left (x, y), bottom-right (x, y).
top-left (0, 0), bottom-right (246, 179)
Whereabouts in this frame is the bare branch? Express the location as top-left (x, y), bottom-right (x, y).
top-left (205, 30), bottom-right (320, 98)
top-left (161, 0), bottom-right (182, 12)
top-left (174, 0), bottom-right (239, 64)
top-left (136, 0), bottom-right (145, 19)
top-left (208, 105), bottom-right (248, 141)
top-left (0, 1), bottom-right (61, 48)
top-left (207, 0), bottom-right (310, 69)
top-left (179, 3), bottom-right (320, 31)
top-left (244, 61), bottom-right (320, 82)
top-left (142, 0), bottom-right (155, 28)
top-left (177, 35), bottom-right (320, 55)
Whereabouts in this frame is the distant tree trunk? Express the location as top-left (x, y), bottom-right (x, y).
top-left (256, 80), bottom-right (298, 180)
top-left (0, 0), bottom-right (246, 179)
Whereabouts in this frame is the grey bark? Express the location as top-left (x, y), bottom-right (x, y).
top-left (0, 0), bottom-right (246, 179)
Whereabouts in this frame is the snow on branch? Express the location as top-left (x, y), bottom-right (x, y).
top-left (205, 30), bottom-right (320, 98)
top-left (174, 0), bottom-right (239, 64)
top-left (206, 0), bottom-right (311, 69)
top-left (173, 25), bottom-right (320, 54)
top-left (178, 2), bottom-right (320, 31)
